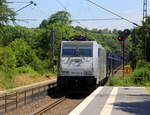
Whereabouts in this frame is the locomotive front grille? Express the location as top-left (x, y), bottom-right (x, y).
top-left (71, 71), bottom-right (83, 76)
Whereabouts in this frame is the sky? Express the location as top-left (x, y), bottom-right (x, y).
top-left (8, 0), bottom-right (149, 30)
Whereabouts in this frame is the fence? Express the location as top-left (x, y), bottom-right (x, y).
top-left (0, 80), bottom-right (57, 113)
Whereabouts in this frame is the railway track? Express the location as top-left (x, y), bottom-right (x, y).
top-left (32, 96), bottom-right (66, 115)
top-left (5, 86), bottom-right (95, 115)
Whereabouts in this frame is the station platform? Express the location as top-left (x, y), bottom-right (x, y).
top-left (69, 86), bottom-right (150, 115)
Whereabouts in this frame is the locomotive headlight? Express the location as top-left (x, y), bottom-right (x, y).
top-left (61, 71), bottom-right (69, 75)
top-left (61, 58), bottom-right (66, 63)
top-left (86, 58), bottom-right (92, 62)
top-left (61, 57), bottom-right (69, 64)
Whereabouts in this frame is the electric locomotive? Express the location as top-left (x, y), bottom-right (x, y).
top-left (57, 36), bottom-right (107, 89)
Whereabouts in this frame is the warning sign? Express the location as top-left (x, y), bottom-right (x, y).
top-left (124, 67), bottom-right (131, 74)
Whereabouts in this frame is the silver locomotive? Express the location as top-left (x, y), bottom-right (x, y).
top-left (57, 37), bottom-right (107, 89)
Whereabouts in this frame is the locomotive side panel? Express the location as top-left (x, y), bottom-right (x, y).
top-left (97, 45), bottom-right (106, 84)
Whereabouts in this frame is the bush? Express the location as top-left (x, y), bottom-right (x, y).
top-left (108, 66), bottom-right (150, 86)
top-left (30, 56), bottom-right (44, 72)
top-left (131, 68), bottom-right (150, 85)
top-left (137, 60), bottom-right (147, 68)
top-left (108, 75), bottom-right (134, 86)
top-left (0, 47), bottom-right (16, 72)
top-left (16, 66), bottom-right (35, 73)
top-left (0, 77), bottom-right (16, 89)
top-left (9, 39), bottom-right (36, 67)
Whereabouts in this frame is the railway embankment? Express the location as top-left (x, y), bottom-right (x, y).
top-left (0, 79), bottom-right (56, 95)
top-left (107, 61), bottom-right (150, 87)
top-left (0, 73), bottom-right (56, 92)
top-left (0, 79), bottom-right (57, 114)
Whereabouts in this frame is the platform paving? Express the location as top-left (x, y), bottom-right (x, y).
top-left (69, 86), bottom-right (150, 115)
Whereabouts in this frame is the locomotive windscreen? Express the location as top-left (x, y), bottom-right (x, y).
top-left (62, 45), bottom-right (92, 57)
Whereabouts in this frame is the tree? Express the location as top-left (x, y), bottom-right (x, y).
top-left (39, 19), bottom-right (48, 28)
top-left (0, 47), bottom-right (16, 72)
top-left (112, 29), bottom-right (118, 34)
top-left (102, 28), bottom-right (109, 34)
top-left (9, 39), bottom-right (36, 67)
top-left (132, 16), bottom-right (150, 62)
top-left (0, 0), bottom-right (16, 25)
top-left (39, 11), bottom-right (71, 28)
top-left (91, 28), bottom-right (98, 33)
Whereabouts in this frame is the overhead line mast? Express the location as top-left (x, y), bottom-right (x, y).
top-left (143, 0), bottom-right (148, 61)
top-left (143, 0), bottom-right (148, 22)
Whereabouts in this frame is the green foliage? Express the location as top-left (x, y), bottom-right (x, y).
top-left (108, 62), bottom-right (150, 86)
top-left (9, 39), bottom-right (34, 67)
top-left (0, 47), bottom-right (16, 72)
top-left (16, 66), bottom-right (35, 74)
top-left (30, 56), bottom-right (44, 72)
top-left (136, 60), bottom-right (150, 69)
top-left (132, 16), bottom-right (150, 62)
top-left (0, 70), bottom-right (17, 79)
top-left (0, 78), bottom-right (16, 89)
top-left (0, 0), bottom-right (16, 25)
top-left (108, 75), bottom-right (134, 86)
top-left (40, 11), bottom-right (71, 28)
top-left (0, 10), bottom-right (128, 89)
top-left (132, 68), bottom-right (150, 85)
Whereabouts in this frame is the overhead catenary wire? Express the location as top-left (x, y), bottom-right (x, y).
top-left (86, 0), bottom-right (139, 26)
top-left (7, 1), bottom-right (31, 4)
top-left (8, 1), bottom-right (38, 26)
top-left (55, 0), bottom-right (67, 10)
top-left (35, 5), bottom-right (50, 16)
top-left (74, 21), bottom-right (86, 27)
top-left (15, 1), bottom-right (36, 13)
top-left (72, 18), bottom-right (122, 21)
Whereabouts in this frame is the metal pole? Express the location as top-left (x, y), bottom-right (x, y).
top-left (111, 57), bottom-right (113, 75)
top-left (52, 29), bottom-right (55, 72)
top-left (143, 0), bottom-right (148, 22)
top-left (16, 92), bottom-right (18, 108)
top-left (131, 30), bottom-right (136, 71)
top-left (145, 30), bottom-right (147, 61)
top-left (5, 94), bottom-right (7, 113)
top-left (143, 0), bottom-right (148, 61)
top-left (50, 29), bottom-right (55, 72)
top-left (38, 87), bottom-right (40, 98)
top-left (32, 88), bottom-right (34, 101)
top-left (24, 91), bottom-right (26, 105)
top-left (123, 40), bottom-right (125, 77)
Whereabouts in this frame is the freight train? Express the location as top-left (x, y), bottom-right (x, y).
top-left (57, 36), bottom-right (122, 89)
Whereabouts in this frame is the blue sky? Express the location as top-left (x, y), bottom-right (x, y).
top-left (9, 0), bottom-right (148, 30)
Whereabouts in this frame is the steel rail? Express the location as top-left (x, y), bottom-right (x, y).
top-left (33, 96), bottom-right (66, 115)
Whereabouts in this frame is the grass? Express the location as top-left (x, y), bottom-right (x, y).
top-left (107, 61), bottom-right (150, 86)
top-left (0, 69), bottom-right (57, 91)
top-left (0, 78), bottom-right (16, 89)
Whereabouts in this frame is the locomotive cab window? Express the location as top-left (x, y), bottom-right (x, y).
top-left (62, 45), bottom-right (92, 57)
top-left (78, 46), bottom-right (92, 57)
top-left (62, 46), bottom-right (76, 57)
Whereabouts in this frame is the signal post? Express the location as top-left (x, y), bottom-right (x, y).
top-left (117, 29), bottom-right (130, 76)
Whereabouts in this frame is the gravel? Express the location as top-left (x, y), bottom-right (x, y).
top-left (5, 96), bottom-right (57, 115)
top-left (45, 98), bottom-right (83, 115)
top-left (4, 95), bottom-right (84, 115)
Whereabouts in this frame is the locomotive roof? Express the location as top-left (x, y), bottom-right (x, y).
top-left (62, 40), bottom-right (105, 49)
top-left (62, 40), bottom-right (96, 43)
